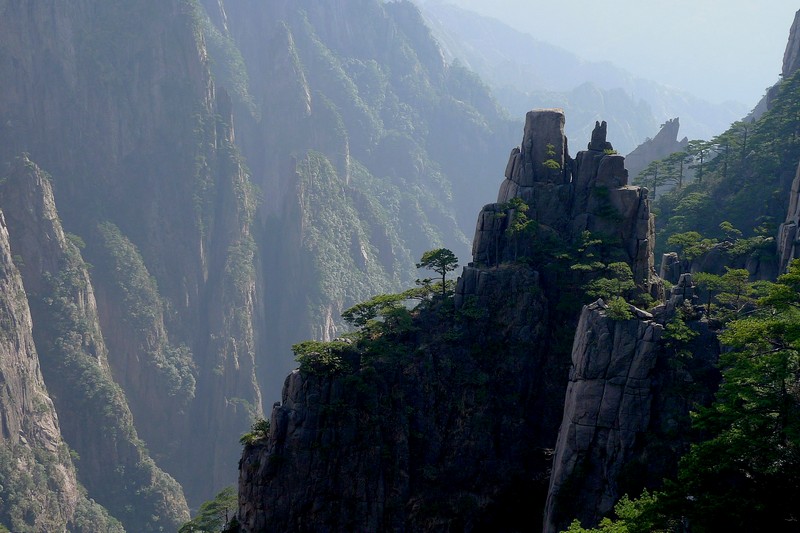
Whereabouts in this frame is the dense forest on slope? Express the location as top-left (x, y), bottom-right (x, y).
top-left (655, 69), bottom-right (800, 249)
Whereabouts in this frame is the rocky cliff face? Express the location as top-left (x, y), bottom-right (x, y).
top-left (784, 10), bottom-right (800, 81)
top-left (0, 0), bottom-right (262, 510)
top-left (778, 160), bottom-right (800, 273)
top-left (239, 264), bottom-right (553, 532)
top-left (543, 275), bottom-right (720, 532)
top-left (478, 111), bottom-right (657, 293)
top-left (0, 196), bottom-right (125, 531)
top-left (749, 9), bottom-right (800, 120)
top-left (624, 118), bottom-right (688, 181)
top-left (0, 156), bottom-right (189, 531)
top-left (544, 301), bottom-right (662, 532)
top-left (199, 0), bottom-right (517, 398)
top-left (235, 110), bottom-right (664, 531)
top-left (0, 0), bottom-right (524, 521)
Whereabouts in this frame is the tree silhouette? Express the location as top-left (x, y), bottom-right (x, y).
top-left (416, 248), bottom-right (459, 297)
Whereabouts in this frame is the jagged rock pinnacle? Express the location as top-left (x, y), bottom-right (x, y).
top-left (587, 120), bottom-right (613, 152)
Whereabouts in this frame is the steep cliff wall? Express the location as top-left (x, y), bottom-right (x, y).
top-left (0, 203), bottom-right (124, 532)
top-left (239, 265), bottom-right (553, 532)
top-left (544, 301), bottom-right (662, 532)
top-left (543, 276), bottom-right (720, 532)
top-left (0, 0), bottom-right (524, 516)
top-left (749, 9), bottom-right (800, 120)
top-left (0, 156), bottom-right (189, 531)
top-left (483, 111), bottom-right (657, 293)
top-left (778, 160), bottom-right (800, 272)
top-left (198, 0), bottom-right (518, 398)
top-left (0, 0), bottom-right (262, 508)
top-left (235, 110), bottom-right (662, 531)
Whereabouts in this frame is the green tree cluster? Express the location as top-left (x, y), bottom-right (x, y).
top-left (179, 487), bottom-right (238, 533)
top-left (293, 248), bottom-right (459, 376)
top-left (653, 69), bottom-right (800, 250)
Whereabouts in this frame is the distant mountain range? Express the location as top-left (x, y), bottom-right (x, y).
top-left (415, 0), bottom-right (749, 153)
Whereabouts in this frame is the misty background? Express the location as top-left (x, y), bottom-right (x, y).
top-left (427, 0), bottom-right (797, 106)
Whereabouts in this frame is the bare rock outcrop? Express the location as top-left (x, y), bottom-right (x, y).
top-left (239, 262), bottom-right (554, 532)
top-left (0, 204), bottom-right (126, 531)
top-left (544, 301), bottom-right (662, 533)
top-left (778, 160), bottom-right (800, 272)
top-left (784, 10), bottom-right (800, 84)
top-left (544, 274), bottom-right (721, 532)
top-left (478, 111), bottom-right (658, 293)
top-left (624, 118), bottom-right (688, 181)
top-left (236, 110), bottom-right (664, 532)
top-left (749, 9), bottom-right (800, 120)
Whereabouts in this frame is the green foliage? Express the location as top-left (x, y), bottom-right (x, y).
top-left (416, 248), bottom-right (459, 297)
top-left (656, 69), bottom-right (800, 249)
top-left (293, 340), bottom-right (351, 375)
top-left (342, 292), bottom-right (408, 328)
top-left (0, 444), bottom-right (72, 532)
top-left (179, 486), bottom-right (238, 533)
top-left (718, 220), bottom-right (742, 241)
top-left (570, 231), bottom-right (619, 274)
top-left (96, 222), bottom-right (196, 402)
top-left (65, 232), bottom-right (87, 250)
top-left (693, 268), bottom-right (754, 321)
top-left (662, 150), bottom-right (692, 190)
top-left (563, 490), bottom-right (669, 533)
top-left (670, 264), bottom-right (800, 530)
top-left (543, 143), bottom-right (562, 170)
top-left (633, 159), bottom-right (670, 200)
top-left (503, 197), bottom-right (537, 261)
top-left (602, 260), bottom-right (800, 531)
top-left (606, 297), bottom-right (633, 321)
top-left (662, 303), bottom-right (698, 360)
top-left (239, 418), bottom-right (271, 446)
top-left (292, 153), bottom-right (419, 332)
top-left (186, 2), bottom-right (256, 115)
top-left (29, 229), bottom-right (188, 531)
top-left (71, 495), bottom-right (126, 533)
top-left (665, 231), bottom-right (717, 261)
top-left (584, 262), bottom-right (635, 301)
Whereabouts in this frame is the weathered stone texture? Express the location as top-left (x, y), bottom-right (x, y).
top-left (778, 160), bottom-right (800, 272)
top-left (0, 208), bottom-right (82, 531)
top-left (784, 10), bottom-right (800, 79)
top-left (543, 301), bottom-right (662, 533)
top-left (479, 112), bottom-right (657, 293)
top-left (0, 155), bottom-right (190, 531)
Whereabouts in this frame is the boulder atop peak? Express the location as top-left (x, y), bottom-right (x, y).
top-left (587, 120), bottom-right (613, 152)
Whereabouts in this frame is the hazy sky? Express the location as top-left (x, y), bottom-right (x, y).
top-left (444, 0), bottom-right (798, 106)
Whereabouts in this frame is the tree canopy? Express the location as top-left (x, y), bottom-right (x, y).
top-left (416, 248), bottom-right (459, 297)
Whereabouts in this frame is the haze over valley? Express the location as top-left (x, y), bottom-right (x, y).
top-left (1, 1), bottom-right (800, 532)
